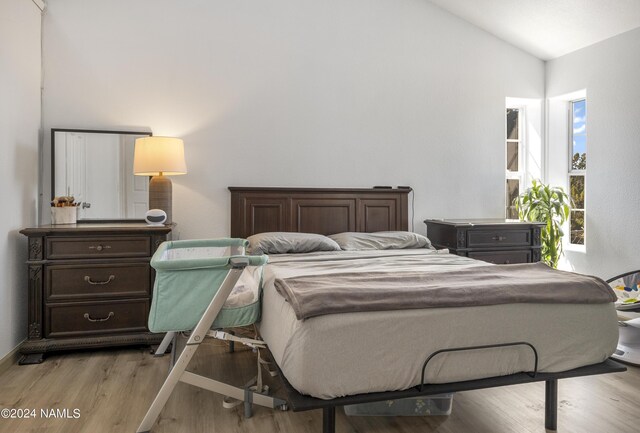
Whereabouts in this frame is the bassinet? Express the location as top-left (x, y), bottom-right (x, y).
top-left (148, 238), bottom-right (262, 332)
top-left (137, 238), bottom-right (287, 433)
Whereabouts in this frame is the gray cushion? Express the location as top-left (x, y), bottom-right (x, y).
top-left (247, 232), bottom-right (341, 255)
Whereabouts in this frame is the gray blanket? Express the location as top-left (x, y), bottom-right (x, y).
top-left (274, 262), bottom-right (617, 320)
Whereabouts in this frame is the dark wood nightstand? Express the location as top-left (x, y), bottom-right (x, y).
top-left (19, 223), bottom-right (172, 364)
top-left (424, 219), bottom-right (544, 264)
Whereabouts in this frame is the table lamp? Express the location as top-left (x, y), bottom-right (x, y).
top-left (133, 136), bottom-right (187, 224)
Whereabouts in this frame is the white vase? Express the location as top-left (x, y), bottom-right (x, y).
top-left (51, 207), bottom-right (77, 224)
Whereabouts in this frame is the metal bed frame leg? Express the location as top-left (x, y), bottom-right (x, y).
top-left (317, 379), bottom-right (559, 433)
top-left (322, 407), bottom-right (336, 433)
top-left (169, 332), bottom-right (178, 371)
top-left (545, 379), bottom-right (558, 431)
top-left (228, 330), bottom-right (235, 353)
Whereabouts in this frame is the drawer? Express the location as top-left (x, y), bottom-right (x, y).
top-left (46, 263), bottom-right (151, 301)
top-left (467, 229), bottom-right (531, 248)
top-left (45, 299), bottom-right (148, 338)
top-left (468, 250), bottom-right (531, 265)
top-left (47, 236), bottom-right (151, 259)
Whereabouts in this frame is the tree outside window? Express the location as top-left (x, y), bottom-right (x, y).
top-left (569, 99), bottom-right (586, 245)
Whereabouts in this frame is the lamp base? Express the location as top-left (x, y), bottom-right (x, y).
top-left (149, 175), bottom-right (172, 224)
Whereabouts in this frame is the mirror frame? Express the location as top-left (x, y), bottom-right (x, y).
top-left (51, 128), bottom-right (152, 223)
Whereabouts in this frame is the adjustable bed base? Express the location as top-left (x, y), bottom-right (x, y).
top-left (278, 357), bottom-right (625, 433)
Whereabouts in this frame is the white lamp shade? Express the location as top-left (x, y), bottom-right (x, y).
top-left (133, 136), bottom-right (187, 176)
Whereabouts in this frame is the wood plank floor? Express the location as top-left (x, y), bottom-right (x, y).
top-left (0, 340), bottom-right (638, 433)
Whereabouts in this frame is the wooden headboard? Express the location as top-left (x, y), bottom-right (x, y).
top-left (229, 187), bottom-right (411, 238)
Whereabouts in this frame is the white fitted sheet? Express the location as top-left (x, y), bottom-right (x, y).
top-left (258, 250), bottom-right (619, 399)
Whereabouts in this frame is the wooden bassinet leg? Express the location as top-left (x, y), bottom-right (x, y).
top-left (137, 266), bottom-right (247, 433)
top-left (154, 331), bottom-right (175, 357)
top-left (137, 341), bottom-right (202, 433)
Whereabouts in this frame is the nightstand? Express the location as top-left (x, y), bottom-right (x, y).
top-left (424, 219), bottom-right (544, 264)
top-left (19, 223), bottom-right (172, 364)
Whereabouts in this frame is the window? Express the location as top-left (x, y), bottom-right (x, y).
top-left (505, 107), bottom-right (524, 219)
top-left (569, 99), bottom-right (586, 245)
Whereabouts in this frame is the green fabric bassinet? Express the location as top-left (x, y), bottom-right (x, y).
top-left (148, 238), bottom-right (268, 333)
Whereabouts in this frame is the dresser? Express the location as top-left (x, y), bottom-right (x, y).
top-left (424, 219), bottom-right (544, 264)
top-left (19, 223), bottom-right (172, 364)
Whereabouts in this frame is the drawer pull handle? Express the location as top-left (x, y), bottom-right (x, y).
top-left (492, 235), bottom-right (507, 241)
top-left (83, 312), bottom-right (114, 322)
top-left (84, 275), bottom-right (115, 285)
top-left (88, 245), bottom-right (112, 252)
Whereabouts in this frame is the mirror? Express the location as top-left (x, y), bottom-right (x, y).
top-left (51, 129), bottom-right (152, 221)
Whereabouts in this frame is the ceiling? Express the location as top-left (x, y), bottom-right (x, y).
top-left (427, 0), bottom-right (640, 60)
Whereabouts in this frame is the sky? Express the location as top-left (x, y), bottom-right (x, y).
top-left (573, 99), bottom-right (586, 156)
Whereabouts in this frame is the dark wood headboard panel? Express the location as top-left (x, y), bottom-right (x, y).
top-left (229, 187), bottom-right (411, 238)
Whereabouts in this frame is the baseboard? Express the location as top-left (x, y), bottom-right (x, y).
top-left (0, 343), bottom-right (23, 375)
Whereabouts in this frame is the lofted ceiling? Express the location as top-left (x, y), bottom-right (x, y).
top-left (427, 0), bottom-right (640, 60)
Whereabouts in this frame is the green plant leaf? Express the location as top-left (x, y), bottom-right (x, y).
top-left (516, 179), bottom-right (569, 268)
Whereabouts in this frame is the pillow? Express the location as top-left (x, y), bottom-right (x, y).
top-left (247, 232), bottom-right (341, 255)
top-left (328, 231), bottom-right (433, 251)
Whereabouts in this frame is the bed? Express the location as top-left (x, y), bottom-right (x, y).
top-left (259, 249), bottom-right (618, 399)
top-left (229, 186), bottom-right (625, 433)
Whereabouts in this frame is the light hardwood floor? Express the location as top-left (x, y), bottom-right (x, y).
top-left (0, 340), bottom-right (638, 433)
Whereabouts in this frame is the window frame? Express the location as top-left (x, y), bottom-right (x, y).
top-left (568, 98), bottom-right (586, 246)
top-left (505, 106), bottom-right (526, 219)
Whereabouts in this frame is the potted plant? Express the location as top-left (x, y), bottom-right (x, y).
top-left (515, 180), bottom-right (570, 269)
top-left (51, 196), bottom-right (80, 224)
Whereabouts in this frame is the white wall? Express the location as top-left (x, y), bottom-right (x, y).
top-left (0, 0), bottom-right (42, 359)
top-left (546, 28), bottom-right (640, 278)
top-left (42, 0), bottom-right (544, 239)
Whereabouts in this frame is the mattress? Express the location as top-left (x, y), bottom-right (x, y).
top-left (258, 250), bottom-right (619, 399)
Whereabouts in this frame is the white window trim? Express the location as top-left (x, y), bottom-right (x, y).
top-left (505, 105), bottom-right (526, 219)
top-left (566, 98), bottom-right (586, 251)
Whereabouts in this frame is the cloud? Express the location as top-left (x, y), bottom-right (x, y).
top-left (573, 124), bottom-right (586, 134)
